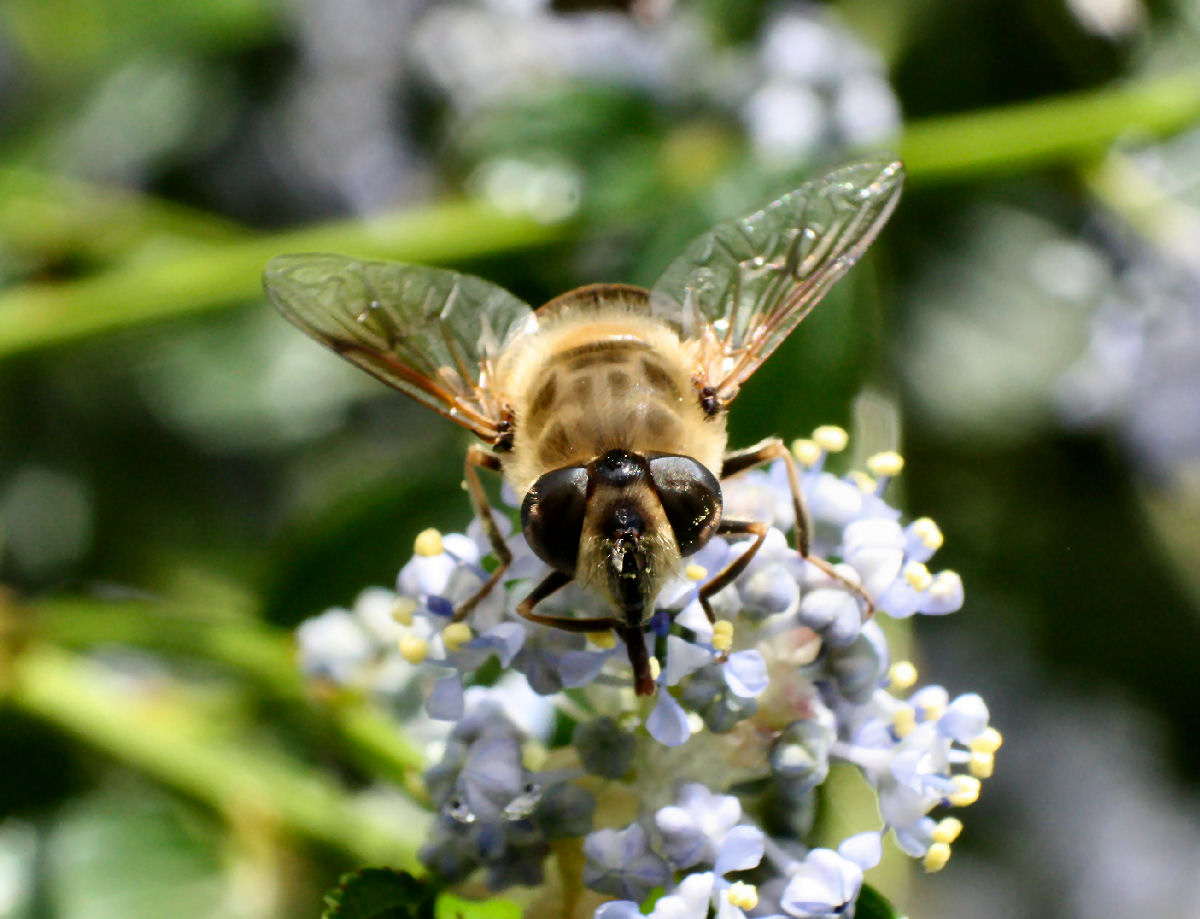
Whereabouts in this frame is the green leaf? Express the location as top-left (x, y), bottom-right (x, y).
top-left (856, 882), bottom-right (905, 919)
top-left (435, 891), bottom-right (524, 919)
top-left (323, 868), bottom-right (436, 919)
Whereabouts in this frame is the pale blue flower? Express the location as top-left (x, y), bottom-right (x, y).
top-left (583, 822), bottom-right (671, 903)
top-left (775, 833), bottom-right (882, 918)
top-left (655, 783), bottom-right (745, 869)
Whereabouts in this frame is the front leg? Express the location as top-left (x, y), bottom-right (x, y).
top-left (515, 573), bottom-right (655, 697)
top-left (721, 437), bottom-right (810, 556)
top-left (452, 444), bottom-right (513, 622)
top-left (720, 437), bottom-right (874, 617)
top-left (698, 519), bottom-right (770, 623)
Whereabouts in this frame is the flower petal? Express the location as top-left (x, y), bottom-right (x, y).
top-left (837, 831), bottom-right (883, 870)
top-left (713, 824), bottom-right (764, 876)
top-left (426, 673), bottom-right (464, 720)
top-left (723, 651), bottom-right (768, 697)
top-left (647, 691), bottom-right (691, 747)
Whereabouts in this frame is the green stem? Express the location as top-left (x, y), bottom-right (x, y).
top-left (10, 643), bottom-right (425, 868)
top-left (34, 596), bottom-right (426, 789)
top-left (900, 69), bottom-right (1200, 180)
top-left (0, 200), bottom-right (566, 357)
top-left (0, 166), bottom-right (248, 262)
top-left (3, 70), bottom-right (1198, 357)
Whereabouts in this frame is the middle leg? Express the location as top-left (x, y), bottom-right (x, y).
top-left (720, 437), bottom-right (874, 616)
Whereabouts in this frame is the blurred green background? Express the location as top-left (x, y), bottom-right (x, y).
top-left (2, 0), bottom-right (1200, 917)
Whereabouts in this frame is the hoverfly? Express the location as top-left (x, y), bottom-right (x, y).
top-left (265, 157), bottom-right (904, 696)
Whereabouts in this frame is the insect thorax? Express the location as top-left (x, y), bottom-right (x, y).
top-left (497, 292), bottom-right (727, 498)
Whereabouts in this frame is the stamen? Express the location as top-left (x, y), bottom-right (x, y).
top-left (969, 752), bottom-right (994, 779)
top-left (398, 634), bottom-right (428, 664)
top-left (923, 842), bottom-right (951, 872)
top-left (920, 698), bottom-right (945, 722)
top-left (791, 438), bottom-right (822, 467)
top-left (867, 451), bottom-right (905, 477)
top-left (930, 571), bottom-right (960, 601)
top-left (933, 817), bottom-right (963, 844)
top-left (414, 528), bottom-right (444, 557)
top-left (892, 707), bottom-right (916, 738)
top-left (948, 775), bottom-right (981, 806)
top-left (911, 517), bottom-right (944, 551)
top-left (391, 597), bottom-right (416, 626)
top-left (904, 561), bottom-right (934, 592)
top-left (889, 660), bottom-right (918, 691)
top-left (685, 563), bottom-right (708, 581)
top-left (727, 881), bottom-right (758, 910)
top-left (813, 425), bottom-right (849, 452)
top-left (848, 471), bottom-right (876, 493)
top-left (970, 726), bottom-right (1003, 754)
top-left (442, 622), bottom-right (473, 652)
top-left (712, 620), bottom-right (734, 652)
top-left (648, 658), bottom-right (662, 681)
top-left (587, 631), bottom-right (616, 650)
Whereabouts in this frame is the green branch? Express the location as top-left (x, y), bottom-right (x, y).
top-left (0, 166), bottom-right (248, 262)
top-left (34, 596), bottom-right (427, 791)
top-left (900, 68), bottom-right (1200, 180)
top-left (2, 69), bottom-right (1198, 358)
top-left (0, 200), bottom-right (565, 357)
top-left (10, 643), bottom-right (425, 867)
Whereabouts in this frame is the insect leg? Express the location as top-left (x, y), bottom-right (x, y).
top-left (517, 574), bottom-right (653, 695)
top-left (515, 571), bottom-right (621, 632)
top-left (720, 437), bottom-right (809, 556)
top-left (720, 438), bottom-right (875, 617)
top-left (698, 518), bottom-right (769, 623)
top-left (452, 444), bottom-right (513, 622)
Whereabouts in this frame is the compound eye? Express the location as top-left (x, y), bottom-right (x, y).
top-left (521, 465), bottom-right (589, 573)
top-left (648, 455), bottom-right (722, 556)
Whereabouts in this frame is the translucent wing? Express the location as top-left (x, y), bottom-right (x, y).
top-left (651, 157), bottom-right (904, 405)
top-left (264, 254), bottom-right (537, 442)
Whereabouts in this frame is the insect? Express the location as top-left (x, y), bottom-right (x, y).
top-left (264, 157), bottom-right (904, 697)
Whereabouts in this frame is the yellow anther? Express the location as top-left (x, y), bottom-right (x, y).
top-left (970, 726), bottom-right (1003, 754)
top-left (712, 620), bottom-right (734, 652)
top-left (892, 707), bottom-right (917, 738)
top-left (911, 517), bottom-right (944, 551)
top-left (648, 658), bottom-right (662, 681)
top-left (948, 774), bottom-right (981, 807)
top-left (930, 571), bottom-right (960, 601)
top-left (685, 563), bottom-right (708, 581)
top-left (867, 451), bottom-right (905, 477)
top-left (391, 596), bottom-right (416, 626)
top-left (586, 631), bottom-right (616, 650)
top-left (904, 561), bottom-right (933, 592)
top-left (933, 817), bottom-right (963, 844)
top-left (848, 471), bottom-right (877, 493)
top-left (442, 622), bottom-right (473, 652)
top-left (969, 752), bottom-right (995, 779)
top-left (812, 425), bottom-right (849, 453)
top-left (398, 634), bottom-right (428, 664)
top-left (414, 528), bottom-right (444, 557)
top-left (727, 881), bottom-right (758, 910)
top-left (920, 699), bottom-right (945, 722)
top-left (889, 660), bottom-right (918, 691)
top-left (791, 438), bottom-right (822, 467)
top-left (923, 841), bottom-right (951, 873)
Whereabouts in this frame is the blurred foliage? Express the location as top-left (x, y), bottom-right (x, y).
top-left (2, 0), bottom-right (1200, 917)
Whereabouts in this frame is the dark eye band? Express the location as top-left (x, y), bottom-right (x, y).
top-left (647, 455), bottom-right (722, 556)
top-left (520, 465), bottom-right (590, 573)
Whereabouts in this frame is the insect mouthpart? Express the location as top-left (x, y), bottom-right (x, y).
top-left (606, 506), bottom-right (648, 624)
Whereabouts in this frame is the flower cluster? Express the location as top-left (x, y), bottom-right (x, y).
top-left (296, 426), bottom-right (998, 914)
